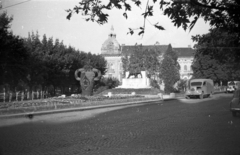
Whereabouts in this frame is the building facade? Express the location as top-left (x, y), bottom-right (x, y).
top-left (101, 26), bottom-right (195, 82)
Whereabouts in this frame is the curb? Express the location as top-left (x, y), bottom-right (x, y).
top-left (0, 97), bottom-right (183, 119)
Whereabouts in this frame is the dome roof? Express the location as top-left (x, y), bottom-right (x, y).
top-left (101, 26), bottom-right (121, 55)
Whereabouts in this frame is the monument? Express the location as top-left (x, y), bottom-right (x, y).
top-left (75, 64), bottom-right (101, 96)
top-left (117, 71), bottom-right (151, 89)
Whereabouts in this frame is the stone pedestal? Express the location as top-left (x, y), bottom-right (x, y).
top-left (118, 71), bottom-right (151, 89)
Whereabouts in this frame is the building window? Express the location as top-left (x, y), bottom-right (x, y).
top-left (108, 62), bottom-right (115, 73)
top-left (184, 65), bottom-right (187, 71)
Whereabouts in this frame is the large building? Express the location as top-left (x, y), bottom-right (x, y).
top-left (101, 26), bottom-right (195, 82)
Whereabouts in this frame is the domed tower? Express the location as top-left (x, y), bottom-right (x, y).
top-left (101, 26), bottom-right (122, 81)
top-left (101, 26), bottom-right (121, 55)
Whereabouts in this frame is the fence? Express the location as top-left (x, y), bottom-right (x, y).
top-left (0, 91), bottom-right (49, 103)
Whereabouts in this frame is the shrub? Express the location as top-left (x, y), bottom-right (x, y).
top-left (94, 86), bottom-right (109, 95)
top-left (150, 79), bottom-right (160, 89)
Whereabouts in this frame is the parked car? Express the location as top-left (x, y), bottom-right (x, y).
top-left (226, 81), bottom-right (240, 93)
top-left (230, 89), bottom-right (240, 117)
top-left (226, 85), bottom-right (236, 93)
top-left (185, 79), bottom-right (214, 99)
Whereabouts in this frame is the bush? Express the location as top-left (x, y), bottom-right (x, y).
top-left (150, 79), bottom-right (160, 89)
top-left (99, 88), bottom-right (163, 95)
top-left (94, 77), bottom-right (120, 90)
top-left (94, 86), bottom-right (109, 95)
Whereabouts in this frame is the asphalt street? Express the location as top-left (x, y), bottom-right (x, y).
top-left (0, 93), bottom-right (240, 155)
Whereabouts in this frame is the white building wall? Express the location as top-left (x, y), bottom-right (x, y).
top-left (178, 57), bottom-right (194, 80)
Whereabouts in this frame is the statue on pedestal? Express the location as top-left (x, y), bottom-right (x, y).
top-left (127, 64), bottom-right (142, 78)
top-left (75, 64), bottom-right (101, 96)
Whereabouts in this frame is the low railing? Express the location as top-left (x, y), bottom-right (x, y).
top-left (0, 91), bottom-right (49, 103)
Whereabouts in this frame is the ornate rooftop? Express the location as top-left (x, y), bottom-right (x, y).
top-left (101, 26), bottom-right (121, 56)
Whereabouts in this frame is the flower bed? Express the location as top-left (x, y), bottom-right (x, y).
top-left (0, 94), bottom-right (159, 115)
top-left (99, 88), bottom-right (164, 96)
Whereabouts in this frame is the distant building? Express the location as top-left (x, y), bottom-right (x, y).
top-left (101, 26), bottom-right (195, 82)
top-left (175, 47), bottom-right (195, 80)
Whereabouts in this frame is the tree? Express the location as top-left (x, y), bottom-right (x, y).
top-left (121, 45), bottom-right (160, 78)
top-left (24, 32), bottom-right (107, 95)
top-left (67, 0), bottom-right (240, 38)
top-left (192, 28), bottom-right (240, 82)
top-left (0, 12), bottom-right (30, 89)
top-left (159, 44), bottom-right (180, 93)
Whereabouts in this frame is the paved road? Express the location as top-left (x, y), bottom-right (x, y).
top-left (0, 94), bottom-right (240, 155)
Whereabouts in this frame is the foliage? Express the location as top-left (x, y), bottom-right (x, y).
top-left (0, 12), bottom-right (30, 88)
top-left (24, 32), bottom-right (107, 94)
top-left (95, 77), bottom-right (120, 90)
top-left (121, 54), bottom-right (129, 77)
top-left (0, 12), bottom-right (107, 95)
top-left (176, 79), bottom-right (187, 92)
top-left (159, 44), bottom-right (180, 93)
top-left (67, 0), bottom-right (240, 38)
top-left (121, 45), bottom-right (160, 78)
top-left (99, 88), bottom-right (163, 95)
top-left (150, 79), bottom-right (160, 89)
top-left (192, 28), bottom-right (240, 82)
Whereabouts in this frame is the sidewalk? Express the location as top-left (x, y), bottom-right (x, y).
top-left (0, 95), bottom-right (182, 119)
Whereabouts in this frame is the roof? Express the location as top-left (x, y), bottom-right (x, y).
top-left (173, 47), bottom-right (195, 58)
top-left (121, 45), bottom-right (169, 55)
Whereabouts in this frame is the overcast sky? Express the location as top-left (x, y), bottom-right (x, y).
top-left (1, 0), bottom-right (211, 54)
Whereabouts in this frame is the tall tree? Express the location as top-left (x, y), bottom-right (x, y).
top-left (121, 45), bottom-right (160, 78)
top-left (159, 44), bottom-right (180, 93)
top-left (192, 28), bottom-right (240, 82)
top-left (0, 12), bottom-right (30, 89)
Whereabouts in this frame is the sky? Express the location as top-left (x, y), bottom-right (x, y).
top-left (0, 0), bottom-right (211, 54)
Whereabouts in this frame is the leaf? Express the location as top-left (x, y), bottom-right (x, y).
top-left (134, 0), bottom-right (141, 6)
top-left (66, 12), bottom-right (72, 20)
top-left (138, 30), bottom-right (144, 36)
top-left (124, 2), bottom-right (131, 11)
top-left (123, 12), bottom-right (128, 19)
top-left (127, 28), bottom-right (134, 35)
top-left (154, 23), bottom-right (165, 30)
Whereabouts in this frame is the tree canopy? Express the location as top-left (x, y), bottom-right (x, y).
top-left (0, 12), bottom-right (107, 94)
top-left (159, 44), bottom-right (180, 93)
top-left (67, 0), bottom-right (240, 38)
top-left (192, 28), bottom-right (240, 82)
top-left (121, 45), bottom-right (160, 78)
top-left (0, 12), bottom-right (30, 88)
top-left (24, 32), bottom-right (107, 93)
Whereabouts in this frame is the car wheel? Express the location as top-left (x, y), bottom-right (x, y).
top-left (232, 111), bottom-right (237, 117)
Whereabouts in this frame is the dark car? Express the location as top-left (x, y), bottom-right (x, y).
top-left (230, 89), bottom-right (240, 117)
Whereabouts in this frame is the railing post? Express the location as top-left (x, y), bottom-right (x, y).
top-left (21, 92), bottom-right (24, 101)
top-left (3, 88), bottom-right (5, 103)
top-left (37, 91), bottom-right (39, 99)
top-left (27, 91), bottom-right (30, 100)
top-left (32, 91), bottom-right (34, 100)
top-left (41, 91), bottom-right (43, 99)
top-left (16, 92), bottom-right (18, 101)
top-left (9, 93), bottom-right (12, 102)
